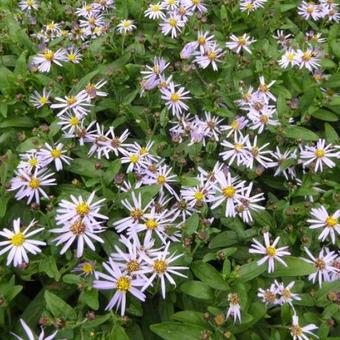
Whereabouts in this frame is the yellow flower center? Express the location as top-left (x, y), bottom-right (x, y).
top-left (50, 148), bottom-right (61, 158)
top-left (127, 260), bottom-right (140, 273)
top-left (29, 177), bottom-right (40, 189)
top-left (39, 96), bottom-right (49, 105)
top-left (43, 50), bottom-right (54, 61)
top-left (151, 4), bottom-right (160, 11)
top-left (282, 288), bottom-right (291, 299)
top-left (11, 232), bottom-right (25, 246)
top-left (314, 149), bottom-right (325, 158)
top-left (326, 216), bottom-right (337, 228)
top-left (287, 52), bottom-right (295, 61)
top-left (157, 175), bottom-right (166, 185)
top-left (169, 18), bottom-right (177, 27)
top-left (259, 84), bottom-right (268, 93)
top-left (146, 219), bottom-right (158, 230)
top-left (26, 0), bottom-right (33, 6)
top-left (314, 258), bottom-right (325, 270)
top-left (140, 147), bottom-right (148, 155)
top-left (85, 4), bottom-right (92, 11)
top-left (198, 36), bottom-right (206, 45)
top-left (70, 220), bottom-right (86, 235)
top-left (290, 325), bottom-right (303, 337)
top-left (76, 202), bottom-right (90, 216)
top-left (170, 93), bottom-right (180, 102)
top-left (68, 54), bottom-right (76, 62)
top-left (82, 262), bottom-right (94, 274)
top-left (194, 191), bottom-right (205, 201)
top-left (234, 143), bottom-right (244, 152)
top-left (238, 37), bottom-right (246, 46)
top-left (88, 17), bottom-right (96, 25)
top-left (264, 290), bottom-right (277, 303)
top-left (129, 154), bottom-right (139, 164)
top-left (46, 23), bottom-right (56, 30)
top-left (208, 51), bottom-right (217, 60)
top-left (153, 259), bottom-right (167, 273)
top-left (153, 65), bottom-right (161, 74)
top-left (69, 116), bottom-right (80, 126)
top-left (246, 3), bottom-right (253, 10)
top-left (306, 5), bottom-right (314, 13)
top-left (66, 96), bottom-right (77, 106)
top-left (230, 120), bottom-right (239, 130)
top-left (116, 276), bottom-right (131, 291)
top-left (223, 186), bottom-right (235, 198)
top-left (130, 208), bottom-right (143, 220)
top-left (266, 246), bottom-right (277, 257)
top-left (168, 0), bottom-right (176, 4)
top-left (192, 0), bottom-right (200, 4)
top-left (303, 52), bottom-right (312, 61)
top-left (228, 293), bottom-right (240, 305)
top-left (260, 115), bottom-right (269, 124)
top-left (29, 158), bottom-right (38, 167)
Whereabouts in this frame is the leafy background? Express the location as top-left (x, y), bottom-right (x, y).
top-left (0, 0), bottom-right (340, 339)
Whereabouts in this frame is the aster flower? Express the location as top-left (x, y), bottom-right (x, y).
top-left (274, 281), bottom-right (301, 309)
top-left (160, 81), bottom-right (191, 116)
top-left (141, 57), bottom-right (169, 90)
top-left (219, 133), bottom-right (251, 166)
top-left (289, 315), bottom-right (318, 340)
top-left (0, 218), bottom-right (45, 267)
top-left (296, 49), bottom-right (320, 71)
top-left (32, 48), bottom-right (66, 73)
top-left (144, 3), bottom-right (166, 20)
top-left (11, 318), bottom-right (57, 340)
top-left (257, 283), bottom-right (279, 305)
top-left (299, 139), bottom-right (337, 172)
top-left (160, 14), bottom-right (185, 38)
top-left (302, 247), bottom-right (338, 287)
top-left (65, 47), bottom-right (82, 64)
top-left (194, 43), bottom-right (224, 71)
top-left (73, 261), bottom-right (96, 276)
top-left (51, 90), bottom-right (91, 118)
top-left (50, 219), bottom-right (104, 258)
top-left (182, 0), bottom-right (207, 13)
top-left (56, 191), bottom-right (107, 227)
top-left (162, 0), bottom-right (179, 11)
top-left (85, 80), bottom-right (108, 99)
top-left (117, 19), bottom-right (136, 34)
top-left (30, 88), bottom-right (52, 109)
top-left (226, 293), bottom-right (241, 323)
top-left (298, 1), bottom-right (323, 21)
top-left (18, 0), bottom-right (39, 12)
top-left (249, 232), bottom-right (291, 273)
top-left (142, 242), bottom-right (187, 299)
top-left (256, 76), bottom-right (276, 102)
top-left (181, 179), bottom-right (214, 208)
top-left (269, 147), bottom-right (297, 180)
top-left (307, 206), bottom-right (340, 244)
top-left (279, 48), bottom-right (298, 69)
top-left (245, 136), bottom-right (273, 169)
top-left (18, 150), bottom-right (46, 172)
top-left (9, 168), bottom-right (56, 205)
top-left (221, 116), bottom-right (249, 137)
top-left (93, 259), bottom-right (146, 315)
top-left (43, 21), bottom-right (62, 39)
top-left (226, 33), bottom-right (256, 54)
top-left (38, 143), bottom-right (72, 171)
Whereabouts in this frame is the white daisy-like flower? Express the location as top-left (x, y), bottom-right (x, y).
top-left (248, 106), bottom-right (279, 134)
top-left (30, 88), bottom-right (52, 109)
top-left (226, 33), bottom-right (256, 54)
top-left (219, 133), bottom-right (251, 166)
top-left (162, 0), bottom-right (179, 11)
top-left (141, 57), bottom-right (170, 90)
top-left (298, 1), bottom-right (323, 21)
top-left (240, 0), bottom-right (267, 14)
top-left (18, 149), bottom-right (46, 172)
top-left (11, 318), bottom-right (58, 340)
top-left (181, 180), bottom-right (214, 208)
top-left (75, 3), bottom-right (100, 18)
top-left (51, 90), bottom-right (91, 118)
top-left (56, 191), bottom-right (107, 227)
top-left (210, 172), bottom-right (245, 217)
top-left (38, 143), bottom-right (72, 171)
top-left (144, 2), bottom-right (166, 19)
top-left (302, 247), bottom-right (339, 287)
top-left (160, 14), bottom-right (185, 39)
top-left (0, 218), bottom-right (45, 267)
top-left (32, 48), bottom-right (67, 73)
top-left (194, 43), bottom-right (224, 71)
top-left (182, 0), bottom-right (207, 13)
top-left (142, 242), bottom-right (187, 299)
top-left (307, 206), bottom-right (340, 244)
top-left (299, 139), bottom-right (337, 172)
top-left (117, 19), bottom-right (136, 34)
top-left (93, 259), bottom-right (146, 315)
top-left (256, 76), bottom-right (276, 102)
top-left (257, 283), bottom-right (278, 305)
top-left (18, 0), bottom-right (39, 11)
top-left (249, 232), bottom-right (291, 273)
top-left (43, 21), bottom-right (62, 39)
top-left (274, 281), bottom-right (301, 309)
top-left (9, 168), bottom-right (56, 205)
top-left (245, 136), bottom-right (273, 169)
top-left (296, 48), bottom-right (320, 72)
top-left (65, 47), bottom-right (82, 64)
top-left (85, 80), bottom-right (108, 99)
top-left (226, 293), bottom-right (241, 324)
top-left (101, 128), bottom-right (129, 157)
top-left (50, 219), bottom-right (104, 258)
top-left (269, 147), bottom-right (297, 180)
top-left (160, 81), bottom-right (191, 116)
top-left (221, 116), bottom-right (249, 137)
top-left (289, 314), bottom-right (318, 340)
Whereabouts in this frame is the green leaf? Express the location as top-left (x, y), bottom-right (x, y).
top-left (183, 213), bottom-right (199, 235)
top-left (45, 291), bottom-right (77, 320)
top-left (209, 231), bottom-right (238, 249)
top-left (39, 256), bottom-right (60, 281)
top-left (79, 289), bottom-right (99, 310)
top-left (238, 261), bottom-right (266, 282)
top-left (65, 158), bottom-right (104, 178)
top-left (82, 314), bottom-right (111, 329)
top-left (150, 322), bottom-right (206, 340)
top-left (268, 257), bottom-right (315, 277)
top-left (0, 116), bottom-right (34, 128)
top-left (285, 126), bottom-right (319, 141)
top-left (324, 123), bottom-right (339, 143)
top-left (310, 110), bottom-right (338, 122)
top-left (171, 311), bottom-right (207, 327)
top-left (111, 324), bottom-right (130, 340)
top-left (191, 261), bottom-right (228, 291)
top-left (180, 281), bottom-right (214, 300)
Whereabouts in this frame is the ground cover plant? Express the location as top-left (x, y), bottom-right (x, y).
top-left (0, 0), bottom-right (340, 339)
